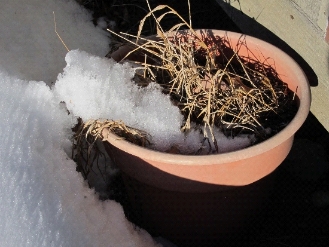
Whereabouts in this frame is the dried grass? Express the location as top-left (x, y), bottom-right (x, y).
top-left (74, 0), bottom-right (296, 156)
top-left (105, 0), bottom-right (296, 151)
top-left (72, 119), bottom-right (150, 177)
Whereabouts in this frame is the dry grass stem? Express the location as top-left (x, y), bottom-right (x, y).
top-left (72, 119), bottom-right (150, 177)
top-left (53, 11), bottom-right (70, 52)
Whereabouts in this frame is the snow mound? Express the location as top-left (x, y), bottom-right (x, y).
top-left (0, 71), bottom-right (160, 247)
top-left (54, 50), bottom-right (252, 152)
top-left (54, 49), bottom-right (200, 151)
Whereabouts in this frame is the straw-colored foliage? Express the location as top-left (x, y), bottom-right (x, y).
top-left (106, 0), bottom-right (296, 148)
top-left (73, 119), bottom-right (149, 178)
top-left (74, 0), bottom-right (296, 157)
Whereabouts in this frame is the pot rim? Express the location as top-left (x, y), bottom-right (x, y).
top-left (104, 30), bottom-right (311, 166)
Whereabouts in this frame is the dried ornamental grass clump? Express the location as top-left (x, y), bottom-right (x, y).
top-left (73, 0), bottom-right (298, 166)
top-left (106, 0), bottom-right (298, 152)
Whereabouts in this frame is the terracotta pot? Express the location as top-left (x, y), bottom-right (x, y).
top-left (102, 30), bottom-right (311, 246)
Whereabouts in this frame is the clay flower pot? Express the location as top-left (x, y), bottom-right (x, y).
top-left (102, 30), bottom-right (311, 246)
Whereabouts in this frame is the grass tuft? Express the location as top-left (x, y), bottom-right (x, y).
top-left (74, 0), bottom-right (297, 155)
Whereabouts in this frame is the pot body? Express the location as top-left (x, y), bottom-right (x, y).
top-left (104, 30), bottom-right (311, 246)
top-left (119, 171), bottom-right (277, 247)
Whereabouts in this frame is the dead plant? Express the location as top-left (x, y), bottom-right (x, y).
top-left (72, 118), bottom-right (150, 178)
top-left (106, 0), bottom-right (297, 151)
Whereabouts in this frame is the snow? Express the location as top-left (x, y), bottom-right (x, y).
top-left (54, 49), bottom-right (205, 152)
top-left (54, 49), bottom-right (252, 152)
top-left (0, 0), bottom-right (109, 83)
top-left (0, 71), bottom-right (159, 247)
top-left (0, 0), bottom-right (251, 246)
top-left (0, 0), bottom-right (160, 246)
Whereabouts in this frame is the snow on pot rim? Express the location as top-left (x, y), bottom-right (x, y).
top-left (103, 29), bottom-right (311, 187)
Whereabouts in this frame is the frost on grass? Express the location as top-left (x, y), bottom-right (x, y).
top-left (0, 70), bottom-right (160, 247)
top-left (55, 50), bottom-right (252, 153)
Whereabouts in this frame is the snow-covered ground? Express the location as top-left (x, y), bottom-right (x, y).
top-left (0, 0), bottom-right (161, 246)
top-left (0, 1), bottom-right (253, 246)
